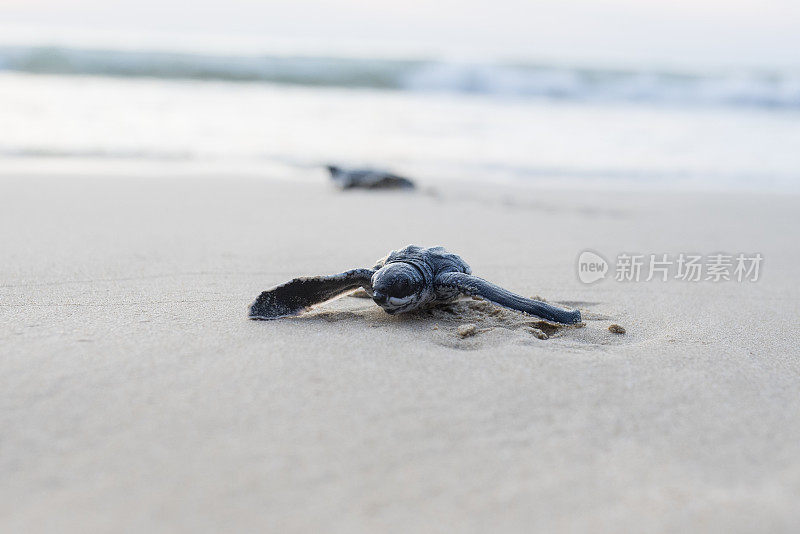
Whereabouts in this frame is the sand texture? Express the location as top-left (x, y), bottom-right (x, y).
top-left (2, 174), bottom-right (800, 533)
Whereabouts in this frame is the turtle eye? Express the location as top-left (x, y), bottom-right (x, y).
top-left (390, 276), bottom-right (412, 297)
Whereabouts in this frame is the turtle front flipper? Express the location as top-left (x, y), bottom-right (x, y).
top-left (434, 272), bottom-right (582, 325)
top-left (249, 269), bottom-right (374, 319)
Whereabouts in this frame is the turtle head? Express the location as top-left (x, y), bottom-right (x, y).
top-left (371, 263), bottom-right (424, 314)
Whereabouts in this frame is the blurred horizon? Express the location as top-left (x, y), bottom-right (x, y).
top-left (1, 0), bottom-right (799, 69)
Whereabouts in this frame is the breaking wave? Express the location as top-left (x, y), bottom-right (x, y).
top-left (1, 45), bottom-right (799, 108)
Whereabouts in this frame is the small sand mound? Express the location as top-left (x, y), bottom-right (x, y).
top-left (608, 324), bottom-right (626, 334)
top-left (409, 297), bottom-right (586, 342)
top-left (528, 327), bottom-right (549, 340)
top-left (457, 324), bottom-right (478, 338)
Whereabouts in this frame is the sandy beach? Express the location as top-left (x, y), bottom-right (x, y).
top-left (2, 172), bottom-right (799, 532)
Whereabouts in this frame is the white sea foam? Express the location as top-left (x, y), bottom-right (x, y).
top-left (1, 45), bottom-right (799, 109)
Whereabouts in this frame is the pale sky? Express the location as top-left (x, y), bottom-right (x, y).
top-left (1, 0), bottom-right (798, 68)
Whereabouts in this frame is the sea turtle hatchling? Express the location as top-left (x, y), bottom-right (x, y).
top-left (249, 245), bottom-right (582, 325)
top-left (326, 165), bottom-right (415, 190)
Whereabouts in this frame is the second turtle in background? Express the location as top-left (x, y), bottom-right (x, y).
top-left (326, 165), bottom-right (415, 190)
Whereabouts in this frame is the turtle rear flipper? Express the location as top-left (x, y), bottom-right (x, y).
top-left (434, 272), bottom-right (582, 325)
top-left (249, 269), bottom-right (374, 319)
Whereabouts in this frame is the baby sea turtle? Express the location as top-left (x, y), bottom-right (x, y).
top-left (327, 165), bottom-right (415, 190)
top-left (249, 245), bottom-right (581, 324)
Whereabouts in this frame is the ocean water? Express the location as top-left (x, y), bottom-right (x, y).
top-left (1, 45), bottom-right (799, 192)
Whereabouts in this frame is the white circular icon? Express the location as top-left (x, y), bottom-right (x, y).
top-left (577, 250), bottom-right (608, 284)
